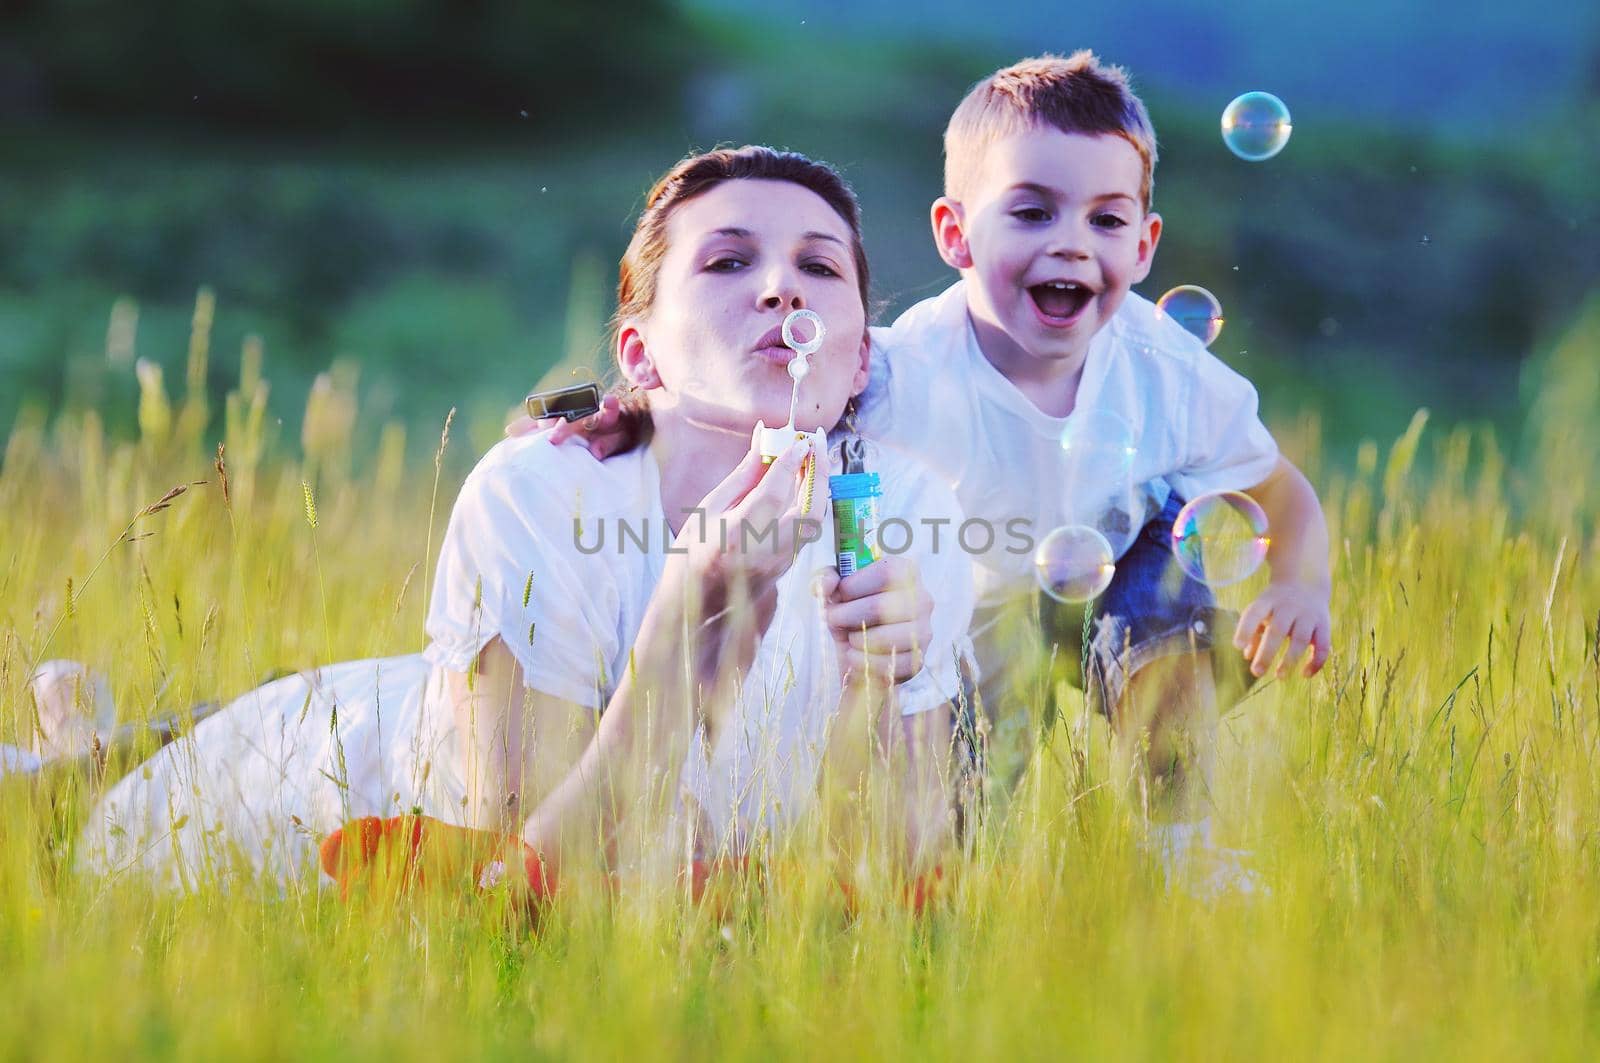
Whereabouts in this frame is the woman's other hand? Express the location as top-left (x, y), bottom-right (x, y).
top-left (813, 555), bottom-right (934, 687)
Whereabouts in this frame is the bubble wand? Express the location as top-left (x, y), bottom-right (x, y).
top-left (754, 309), bottom-right (829, 514)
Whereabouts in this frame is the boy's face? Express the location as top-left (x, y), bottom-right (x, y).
top-left (934, 128), bottom-right (1161, 370)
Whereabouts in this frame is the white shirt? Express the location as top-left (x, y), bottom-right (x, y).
top-left (855, 280), bottom-right (1280, 610)
top-left (423, 433), bottom-right (976, 849)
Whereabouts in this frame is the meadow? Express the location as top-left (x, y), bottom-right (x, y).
top-left (1, 290), bottom-right (1597, 1059)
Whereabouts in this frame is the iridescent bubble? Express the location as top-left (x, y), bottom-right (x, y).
top-left (1057, 409), bottom-right (1147, 557)
top-left (1156, 285), bottom-right (1225, 347)
top-left (1035, 525), bottom-right (1115, 603)
top-left (1170, 490), bottom-right (1270, 586)
top-left (1221, 92), bottom-right (1292, 162)
top-left (1059, 408), bottom-right (1136, 475)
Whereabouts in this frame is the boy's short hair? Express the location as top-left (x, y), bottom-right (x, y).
top-left (944, 51), bottom-right (1159, 211)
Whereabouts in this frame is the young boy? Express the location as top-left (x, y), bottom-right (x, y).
top-left (523, 52), bottom-right (1332, 891)
top-left (862, 53), bottom-right (1331, 885)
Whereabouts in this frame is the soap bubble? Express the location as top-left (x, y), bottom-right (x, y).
top-left (1035, 525), bottom-right (1115, 603)
top-left (1221, 92), bottom-right (1292, 162)
top-left (1156, 285), bottom-right (1225, 347)
top-left (1170, 490), bottom-right (1270, 586)
top-left (1057, 408), bottom-right (1150, 557)
top-left (1059, 408), bottom-right (1136, 476)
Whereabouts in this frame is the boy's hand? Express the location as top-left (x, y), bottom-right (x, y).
top-left (813, 556), bottom-right (935, 685)
top-left (1233, 581), bottom-right (1331, 679)
top-left (504, 393), bottom-right (643, 459)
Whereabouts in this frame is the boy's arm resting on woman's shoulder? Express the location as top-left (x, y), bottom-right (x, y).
top-left (1238, 455), bottom-right (1333, 680)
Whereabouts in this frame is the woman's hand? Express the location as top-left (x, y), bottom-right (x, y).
top-left (682, 435), bottom-right (818, 585)
top-left (813, 555), bottom-right (934, 687)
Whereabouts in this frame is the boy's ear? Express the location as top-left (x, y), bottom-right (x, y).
top-left (930, 197), bottom-right (973, 270)
top-left (616, 324), bottom-right (662, 390)
top-left (1131, 211), bottom-right (1163, 284)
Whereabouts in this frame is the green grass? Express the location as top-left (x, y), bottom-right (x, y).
top-left (2, 295), bottom-right (1597, 1059)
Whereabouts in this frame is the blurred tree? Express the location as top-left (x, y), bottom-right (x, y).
top-left (0, 0), bottom-right (694, 131)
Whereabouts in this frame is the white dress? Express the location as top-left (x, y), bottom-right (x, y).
top-left (78, 434), bottom-right (976, 887)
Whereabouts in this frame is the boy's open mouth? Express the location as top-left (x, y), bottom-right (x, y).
top-left (1028, 281), bottom-right (1093, 324)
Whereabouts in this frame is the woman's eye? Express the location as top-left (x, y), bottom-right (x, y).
top-left (705, 257), bottom-right (747, 272)
top-left (802, 262), bottom-right (840, 278)
top-left (1012, 208), bottom-right (1051, 223)
top-left (1092, 213), bottom-right (1128, 229)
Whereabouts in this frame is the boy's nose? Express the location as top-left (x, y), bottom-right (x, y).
top-left (1048, 240), bottom-right (1090, 261)
top-left (1046, 223), bottom-right (1091, 260)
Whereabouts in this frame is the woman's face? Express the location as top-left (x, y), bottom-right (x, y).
top-left (619, 178), bottom-right (870, 435)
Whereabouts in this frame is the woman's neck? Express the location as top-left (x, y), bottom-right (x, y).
top-left (649, 412), bottom-right (754, 538)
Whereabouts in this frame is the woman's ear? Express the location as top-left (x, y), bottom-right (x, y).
top-left (850, 329), bottom-right (872, 396)
top-left (931, 197), bottom-right (973, 270)
top-left (616, 324), bottom-right (663, 390)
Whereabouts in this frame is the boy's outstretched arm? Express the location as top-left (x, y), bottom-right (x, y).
top-left (1238, 456), bottom-right (1332, 679)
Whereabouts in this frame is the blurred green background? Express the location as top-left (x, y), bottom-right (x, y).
top-left (2, 0), bottom-right (1596, 465)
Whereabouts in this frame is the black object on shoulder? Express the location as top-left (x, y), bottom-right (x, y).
top-left (524, 381), bottom-right (602, 423)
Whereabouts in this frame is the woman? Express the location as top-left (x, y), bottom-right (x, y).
top-left (80, 147), bottom-right (977, 896)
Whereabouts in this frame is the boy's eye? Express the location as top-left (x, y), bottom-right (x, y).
top-left (1092, 213), bottom-right (1128, 229)
top-left (1011, 208), bottom-right (1052, 223)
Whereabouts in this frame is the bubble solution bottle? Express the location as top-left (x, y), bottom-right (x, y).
top-left (829, 437), bottom-right (880, 577)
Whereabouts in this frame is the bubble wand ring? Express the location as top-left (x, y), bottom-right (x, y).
top-left (781, 308), bottom-right (823, 431)
top-left (755, 309), bottom-right (829, 514)
top-left (782, 308), bottom-right (824, 356)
